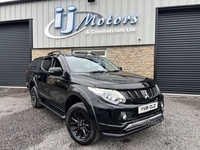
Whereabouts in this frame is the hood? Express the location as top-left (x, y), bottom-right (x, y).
top-left (73, 71), bottom-right (155, 90)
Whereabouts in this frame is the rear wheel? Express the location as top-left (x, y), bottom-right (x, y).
top-left (30, 86), bottom-right (42, 108)
top-left (66, 102), bottom-right (100, 145)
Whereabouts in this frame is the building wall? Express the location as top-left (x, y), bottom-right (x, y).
top-left (32, 45), bottom-right (154, 78)
top-left (1, 0), bottom-right (200, 48)
top-left (32, 49), bottom-right (71, 60)
top-left (107, 46), bottom-right (154, 78)
top-left (1, 0), bottom-right (197, 79)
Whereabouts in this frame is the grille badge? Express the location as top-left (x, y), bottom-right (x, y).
top-left (141, 90), bottom-right (149, 99)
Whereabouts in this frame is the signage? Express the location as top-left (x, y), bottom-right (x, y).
top-left (45, 5), bottom-right (138, 39)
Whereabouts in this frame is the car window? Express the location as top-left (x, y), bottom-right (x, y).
top-left (53, 58), bottom-right (62, 68)
top-left (41, 58), bottom-right (52, 72)
top-left (65, 56), bottom-right (119, 73)
top-left (28, 57), bottom-right (43, 71)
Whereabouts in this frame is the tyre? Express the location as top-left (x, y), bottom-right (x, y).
top-left (30, 86), bottom-right (42, 108)
top-left (66, 102), bottom-right (100, 145)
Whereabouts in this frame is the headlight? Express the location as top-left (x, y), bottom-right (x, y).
top-left (88, 87), bottom-right (126, 105)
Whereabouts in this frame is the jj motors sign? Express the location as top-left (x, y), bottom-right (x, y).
top-left (45, 5), bottom-right (138, 39)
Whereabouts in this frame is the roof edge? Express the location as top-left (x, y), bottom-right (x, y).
top-left (0, 0), bottom-right (45, 6)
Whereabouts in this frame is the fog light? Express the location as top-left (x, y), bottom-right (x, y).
top-left (122, 113), bottom-right (127, 120)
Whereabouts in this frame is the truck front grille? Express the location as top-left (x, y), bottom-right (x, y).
top-left (128, 86), bottom-right (159, 104)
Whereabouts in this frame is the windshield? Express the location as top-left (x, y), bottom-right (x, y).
top-left (65, 55), bottom-right (120, 73)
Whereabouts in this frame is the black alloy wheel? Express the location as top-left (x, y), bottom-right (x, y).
top-left (30, 86), bottom-right (42, 108)
top-left (66, 102), bottom-right (99, 145)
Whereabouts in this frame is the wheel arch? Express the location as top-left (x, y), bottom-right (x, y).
top-left (29, 78), bottom-right (38, 90)
top-left (65, 89), bottom-right (100, 131)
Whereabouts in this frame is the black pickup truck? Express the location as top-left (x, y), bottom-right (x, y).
top-left (26, 51), bottom-right (164, 145)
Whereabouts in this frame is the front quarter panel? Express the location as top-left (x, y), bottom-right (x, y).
top-left (65, 85), bottom-right (100, 130)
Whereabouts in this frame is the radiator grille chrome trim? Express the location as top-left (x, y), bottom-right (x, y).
top-left (128, 86), bottom-right (159, 103)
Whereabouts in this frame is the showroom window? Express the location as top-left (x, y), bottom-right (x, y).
top-left (73, 50), bottom-right (106, 57)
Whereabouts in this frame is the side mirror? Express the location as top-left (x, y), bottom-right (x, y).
top-left (63, 71), bottom-right (71, 80)
top-left (48, 67), bottom-right (62, 76)
top-left (118, 66), bottom-right (122, 71)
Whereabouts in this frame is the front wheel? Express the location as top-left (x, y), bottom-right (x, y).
top-left (66, 102), bottom-right (100, 145)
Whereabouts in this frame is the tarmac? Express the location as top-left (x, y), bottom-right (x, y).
top-left (0, 88), bottom-right (199, 150)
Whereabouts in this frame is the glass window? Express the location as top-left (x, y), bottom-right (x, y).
top-left (65, 55), bottom-right (119, 73)
top-left (73, 50), bottom-right (106, 57)
top-left (41, 58), bottom-right (52, 71)
top-left (53, 58), bottom-right (62, 68)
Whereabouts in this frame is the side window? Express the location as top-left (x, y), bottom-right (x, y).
top-left (41, 58), bottom-right (52, 72)
top-left (29, 57), bottom-right (43, 71)
top-left (53, 58), bottom-right (62, 68)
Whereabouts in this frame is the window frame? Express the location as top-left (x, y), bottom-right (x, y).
top-left (72, 49), bottom-right (107, 57)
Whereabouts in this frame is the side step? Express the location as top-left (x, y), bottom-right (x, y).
top-left (40, 101), bottom-right (65, 119)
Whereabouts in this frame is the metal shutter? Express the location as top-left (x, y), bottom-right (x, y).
top-left (155, 7), bottom-right (200, 95)
top-left (0, 21), bottom-right (31, 87)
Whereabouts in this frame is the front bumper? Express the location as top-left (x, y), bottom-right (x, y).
top-left (93, 97), bottom-right (164, 138)
top-left (100, 112), bottom-right (164, 137)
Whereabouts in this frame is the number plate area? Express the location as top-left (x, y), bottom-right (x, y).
top-left (138, 102), bottom-right (158, 114)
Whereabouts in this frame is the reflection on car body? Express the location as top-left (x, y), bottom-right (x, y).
top-left (26, 51), bottom-right (164, 145)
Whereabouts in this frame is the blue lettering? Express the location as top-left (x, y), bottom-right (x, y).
top-left (97, 18), bottom-right (105, 26)
top-left (52, 5), bottom-right (138, 36)
top-left (61, 5), bottom-right (76, 34)
top-left (113, 16), bottom-right (122, 25)
top-left (54, 7), bottom-right (64, 28)
top-left (131, 15), bottom-right (138, 24)
top-left (123, 15), bottom-right (131, 24)
top-left (76, 14), bottom-right (96, 30)
top-left (106, 15), bottom-right (113, 25)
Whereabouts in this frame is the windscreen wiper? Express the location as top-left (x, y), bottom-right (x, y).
top-left (89, 70), bottom-right (108, 73)
top-left (108, 70), bottom-right (120, 72)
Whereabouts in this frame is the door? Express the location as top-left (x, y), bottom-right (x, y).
top-left (0, 20), bottom-right (32, 86)
top-left (155, 7), bottom-right (200, 94)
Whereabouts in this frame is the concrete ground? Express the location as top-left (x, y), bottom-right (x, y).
top-left (0, 88), bottom-right (199, 150)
